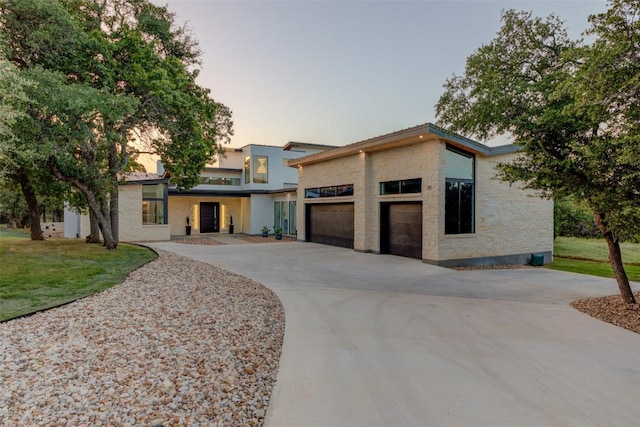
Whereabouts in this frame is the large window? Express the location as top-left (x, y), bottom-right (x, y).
top-left (200, 176), bottom-right (241, 186)
top-left (305, 184), bottom-right (353, 198)
top-left (274, 201), bottom-right (297, 235)
top-left (253, 155), bottom-right (268, 183)
top-left (142, 184), bottom-right (167, 225)
top-left (445, 146), bottom-right (474, 234)
top-left (380, 178), bottom-right (422, 195)
top-left (244, 156), bottom-right (250, 184)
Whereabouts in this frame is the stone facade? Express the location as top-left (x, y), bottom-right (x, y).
top-left (437, 151), bottom-right (553, 265)
top-left (65, 183), bottom-right (171, 242)
top-left (294, 123), bottom-right (553, 266)
top-left (115, 184), bottom-right (171, 242)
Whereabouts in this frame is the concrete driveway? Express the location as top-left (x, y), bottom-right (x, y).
top-left (149, 241), bottom-right (640, 427)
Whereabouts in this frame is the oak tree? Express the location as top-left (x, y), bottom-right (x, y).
top-left (436, 1), bottom-right (640, 303)
top-left (1, 0), bottom-right (233, 249)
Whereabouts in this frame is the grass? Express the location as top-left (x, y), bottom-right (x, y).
top-left (549, 236), bottom-right (640, 282)
top-left (0, 226), bottom-right (157, 321)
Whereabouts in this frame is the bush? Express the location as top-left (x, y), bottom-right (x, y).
top-left (554, 197), bottom-right (600, 239)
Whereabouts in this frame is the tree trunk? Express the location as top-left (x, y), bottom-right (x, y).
top-left (107, 143), bottom-right (120, 247)
top-left (16, 171), bottom-right (44, 241)
top-left (109, 184), bottom-right (119, 247)
top-left (89, 197), bottom-right (117, 250)
top-left (50, 163), bottom-right (118, 250)
top-left (595, 212), bottom-right (636, 304)
top-left (87, 209), bottom-right (101, 244)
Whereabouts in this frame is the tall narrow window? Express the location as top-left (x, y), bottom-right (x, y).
top-left (289, 201), bottom-right (297, 235)
top-left (445, 146), bottom-right (474, 234)
top-left (244, 156), bottom-right (250, 184)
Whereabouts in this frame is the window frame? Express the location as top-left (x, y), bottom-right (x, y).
top-left (379, 178), bottom-right (422, 195)
top-left (305, 184), bottom-right (353, 199)
top-left (253, 155), bottom-right (269, 184)
top-left (444, 145), bottom-right (475, 235)
top-left (142, 183), bottom-right (168, 225)
top-left (244, 156), bottom-right (251, 184)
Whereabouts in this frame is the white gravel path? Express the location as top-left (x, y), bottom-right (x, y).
top-left (0, 250), bottom-right (285, 427)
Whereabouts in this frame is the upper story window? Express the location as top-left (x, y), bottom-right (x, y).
top-left (445, 146), bottom-right (475, 234)
top-left (142, 183), bottom-right (167, 225)
top-left (244, 156), bottom-right (250, 184)
top-left (380, 178), bottom-right (422, 195)
top-left (253, 155), bottom-right (268, 184)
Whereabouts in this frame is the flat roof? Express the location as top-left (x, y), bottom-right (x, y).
top-left (287, 123), bottom-right (519, 167)
top-left (283, 141), bottom-right (338, 151)
top-left (120, 172), bottom-right (168, 184)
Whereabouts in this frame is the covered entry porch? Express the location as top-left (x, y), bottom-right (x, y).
top-left (168, 194), bottom-right (245, 237)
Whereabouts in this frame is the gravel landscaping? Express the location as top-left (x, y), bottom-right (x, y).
top-left (571, 292), bottom-right (640, 334)
top-left (0, 250), bottom-right (285, 426)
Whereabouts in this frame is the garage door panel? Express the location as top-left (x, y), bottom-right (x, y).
top-left (308, 204), bottom-right (354, 249)
top-left (388, 203), bottom-right (422, 259)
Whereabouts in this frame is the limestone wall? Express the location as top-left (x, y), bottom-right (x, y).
top-left (436, 152), bottom-right (554, 263)
top-left (119, 185), bottom-right (170, 242)
top-left (296, 155), bottom-right (358, 242)
top-left (297, 141), bottom-right (553, 265)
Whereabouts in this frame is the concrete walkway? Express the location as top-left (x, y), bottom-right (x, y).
top-left (149, 241), bottom-right (640, 427)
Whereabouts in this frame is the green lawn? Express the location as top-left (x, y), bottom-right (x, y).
top-left (0, 227), bottom-right (157, 321)
top-left (549, 236), bottom-right (640, 281)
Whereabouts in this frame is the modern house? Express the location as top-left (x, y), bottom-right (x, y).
top-left (64, 122), bottom-right (553, 267)
top-left (288, 123), bottom-right (553, 267)
top-left (64, 142), bottom-right (336, 240)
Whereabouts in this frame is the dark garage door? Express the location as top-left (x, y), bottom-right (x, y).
top-left (381, 203), bottom-right (422, 259)
top-left (306, 203), bottom-right (354, 249)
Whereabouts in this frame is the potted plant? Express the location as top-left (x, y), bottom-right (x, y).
top-left (186, 216), bottom-right (192, 236)
top-left (229, 215), bottom-right (234, 234)
top-left (274, 227), bottom-right (283, 240)
top-left (261, 225), bottom-right (269, 237)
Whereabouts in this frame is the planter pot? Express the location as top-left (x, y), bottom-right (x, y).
top-left (186, 225), bottom-right (192, 236)
top-left (275, 234), bottom-right (282, 240)
top-left (262, 232), bottom-right (268, 237)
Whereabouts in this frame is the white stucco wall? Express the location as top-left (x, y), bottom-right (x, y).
top-left (241, 146), bottom-right (300, 191)
top-left (249, 194), bottom-right (275, 234)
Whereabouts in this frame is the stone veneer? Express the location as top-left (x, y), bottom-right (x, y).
top-left (118, 184), bottom-right (170, 241)
top-left (296, 139), bottom-right (553, 266)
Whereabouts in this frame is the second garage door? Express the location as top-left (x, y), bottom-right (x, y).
top-left (381, 203), bottom-right (422, 259)
top-left (306, 203), bottom-right (354, 249)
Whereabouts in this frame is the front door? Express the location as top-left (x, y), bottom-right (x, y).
top-left (200, 202), bottom-right (220, 233)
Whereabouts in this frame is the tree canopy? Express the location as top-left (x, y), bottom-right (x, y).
top-left (0, 0), bottom-right (233, 248)
top-left (436, 0), bottom-right (640, 304)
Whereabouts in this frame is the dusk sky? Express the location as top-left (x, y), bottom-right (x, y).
top-left (157, 1), bottom-right (607, 148)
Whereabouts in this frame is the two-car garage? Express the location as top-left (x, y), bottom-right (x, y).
top-left (305, 202), bottom-right (423, 259)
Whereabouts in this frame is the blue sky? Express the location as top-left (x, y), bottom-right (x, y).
top-left (159, 1), bottom-right (607, 148)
